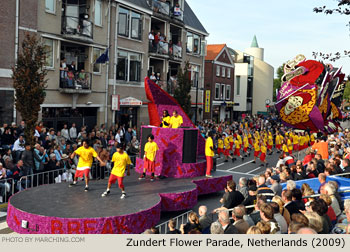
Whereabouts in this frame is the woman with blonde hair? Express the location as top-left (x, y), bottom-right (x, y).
top-left (272, 195), bottom-right (291, 225)
top-left (180, 212), bottom-right (202, 234)
top-left (246, 226), bottom-right (262, 234)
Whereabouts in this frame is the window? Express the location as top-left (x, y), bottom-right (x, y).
top-left (0, 90), bottom-right (14, 125)
top-left (93, 48), bottom-right (102, 73)
top-left (118, 7), bottom-right (129, 37)
top-left (216, 65), bottom-right (220, 77)
top-left (221, 84), bottom-right (225, 100)
top-left (129, 52), bottom-right (141, 82)
top-left (227, 68), bottom-right (231, 78)
top-left (226, 85), bottom-right (231, 100)
top-left (186, 32), bottom-right (200, 54)
top-left (215, 83), bottom-right (220, 100)
top-left (131, 12), bottom-right (141, 40)
top-left (43, 38), bottom-right (54, 68)
top-left (222, 67), bottom-right (225, 77)
top-left (191, 65), bottom-right (199, 87)
top-left (118, 8), bottom-right (142, 40)
top-left (45, 0), bottom-right (55, 13)
top-left (116, 50), bottom-right (141, 82)
top-left (94, 0), bottom-right (102, 26)
top-left (116, 51), bottom-right (128, 81)
top-left (193, 34), bottom-right (200, 54)
top-left (236, 76), bottom-right (241, 95)
top-left (186, 32), bottom-right (193, 53)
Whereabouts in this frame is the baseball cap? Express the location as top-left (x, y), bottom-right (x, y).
top-left (271, 175), bottom-right (280, 182)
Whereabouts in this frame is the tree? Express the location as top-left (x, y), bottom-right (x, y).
top-left (173, 62), bottom-right (193, 118)
top-left (313, 0), bottom-right (350, 61)
top-left (343, 81), bottom-right (350, 101)
top-left (12, 33), bottom-right (48, 147)
top-left (273, 64), bottom-right (284, 102)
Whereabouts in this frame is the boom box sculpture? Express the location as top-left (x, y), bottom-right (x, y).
top-left (276, 55), bottom-right (346, 133)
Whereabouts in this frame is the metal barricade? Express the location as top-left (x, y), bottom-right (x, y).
top-left (0, 178), bottom-right (15, 204)
top-left (156, 210), bottom-right (192, 234)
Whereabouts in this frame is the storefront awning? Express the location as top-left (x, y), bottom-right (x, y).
top-left (120, 97), bottom-right (143, 106)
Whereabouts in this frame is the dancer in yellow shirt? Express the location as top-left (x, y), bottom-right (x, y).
top-left (139, 134), bottom-right (159, 181)
top-left (205, 132), bottom-right (215, 177)
top-left (102, 143), bottom-right (131, 199)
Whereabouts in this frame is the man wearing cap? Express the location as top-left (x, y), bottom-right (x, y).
top-left (69, 139), bottom-right (106, 191)
top-left (270, 174), bottom-right (282, 197)
top-left (102, 143), bottom-right (131, 199)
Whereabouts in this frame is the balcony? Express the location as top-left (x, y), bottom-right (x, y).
top-left (151, 0), bottom-right (184, 23)
top-left (61, 16), bottom-right (93, 43)
top-left (149, 40), bottom-right (182, 59)
top-left (59, 70), bottom-right (92, 94)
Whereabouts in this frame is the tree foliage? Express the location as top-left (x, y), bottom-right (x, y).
top-left (343, 81), bottom-right (350, 101)
top-left (173, 62), bottom-right (193, 118)
top-left (12, 33), bottom-right (47, 147)
top-left (313, 0), bottom-right (350, 61)
top-left (273, 64), bottom-right (284, 102)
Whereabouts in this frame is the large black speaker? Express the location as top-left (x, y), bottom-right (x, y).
top-left (140, 127), bottom-right (153, 158)
top-left (182, 130), bottom-right (198, 163)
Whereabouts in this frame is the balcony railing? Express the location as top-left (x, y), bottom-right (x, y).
top-left (59, 70), bottom-right (92, 92)
top-left (62, 16), bottom-right (93, 39)
top-left (149, 40), bottom-right (182, 59)
top-left (152, 0), bottom-right (170, 16)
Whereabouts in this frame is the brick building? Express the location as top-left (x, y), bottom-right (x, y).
top-left (203, 44), bottom-right (235, 122)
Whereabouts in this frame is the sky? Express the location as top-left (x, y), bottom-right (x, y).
top-left (186, 0), bottom-right (350, 77)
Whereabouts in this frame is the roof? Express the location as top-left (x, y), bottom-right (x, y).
top-left (183, 1), bottom-right (208, 34)
top-left (120, 0), bottom-right (208, 35)
top-left (122, 0), bottom-right (151, 10)
top-left (251, 35), bottom-right (259, 48)
top-left (205, 44), bottom-right (226, 61)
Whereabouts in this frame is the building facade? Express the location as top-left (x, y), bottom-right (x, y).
top-left (0, 0), bottom-right (207, 131)
top-left (232, 36), bottom-right (274, 119)
top-left (203, 44), bottom-right (235, 123)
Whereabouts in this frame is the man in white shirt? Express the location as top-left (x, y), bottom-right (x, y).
top-left (12, 135), bottom-right (25, 162)
top-left (61, 124), bottom-right (70, 141)
top-left (69, 123), bottom-right (77, 141)
top-left (115, 129), bottom-right (121, 144)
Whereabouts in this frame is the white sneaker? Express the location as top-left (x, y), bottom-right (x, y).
top-left (120, 193), bottom-right (126, 199)
top-left (101, 190), bottom-right (110, 197)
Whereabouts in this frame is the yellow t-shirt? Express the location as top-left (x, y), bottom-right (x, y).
top-left (261, 145), bottom-right (267, 154)
top-left (218, 139), bottom-right (224, 149)
top-left (282, 144), bottom-right (289, 153)
top-left (234, 139), bottom-right (240, 149)
top-left (144, 141), bottom-right (159, 162)
top-left (237, 135), bottom-right (242, 145)
top-left (111, 152), bottom-right (131, 177)
top-left (287, 139), bottom-right (293, 150)
top-left (275, 135), bottom-right (282, 145)
top-left (243, 136), bottom-right (249, 148)
top-left (162, 116), bottom-right (171, 128)
top-left (311, 134), bottom-right (315, 142)
top-left (224, 137), bottom-right (230, 149)
top-left (293, 135), bottom-right (299, 145)
top-left (170, 115), bottom-right (183, 128)
top-left (229, 135), bottom-right (234, 143)
top-left (248, 133), bottom-right (252, 139)
top-left (254, 141), bottom-right (260, 151)
top-left (268, 135), bottom-right (273, 146)
top-left (75, 146), bottom-right (97, 170)
top-left (205, 137), bottom-right (214, 157)
top-left (299, 136), bottom-right (305, 146)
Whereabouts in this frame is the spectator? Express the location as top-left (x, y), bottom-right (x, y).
top-left (256, 220), bottom-right (271, 234)
top-left (210, 221), bottom-right (224, 234)
top-left (21, 143), bottom-right (34, 176)
top-left (270, 201), bottom-right (288, 233)
top-left (232, 206), bottom-right (249, 234)
top-left (323, 183), bottom-right (341, 217)
top-left (238, 177), bottom-right (249, 200)
top-left (218, 209), bottom-right (238, 234)
top-left (270, 174), bottom-right (282, 196)
top-left (310, 199), bottom-right (332, 234)
top-left (180, 212), bottom-right (202, 234)
top-left (12, 135), bottom-right (25, 163)
top-left (166, 219), bottom-right (181, 234)
top-left (69, 123), bottom-right (77, 141)
top-left (259, 203), bottom-right (281, 233)
top-left (246, 226), bottom-right (262, 234)
top-left (61, 124), bottom-right (70, 141)
top-left (214, 180), bottom-right (244, 212)
top-left (198, 205), bottom-right (212, 233)
top-left (282, 190), bottom-right (300, 217)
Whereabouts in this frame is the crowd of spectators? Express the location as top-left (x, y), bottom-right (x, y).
top-left (0, 121), bottom-right (140, 202)
top-left (143, 114), bottom-right (350, 234)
